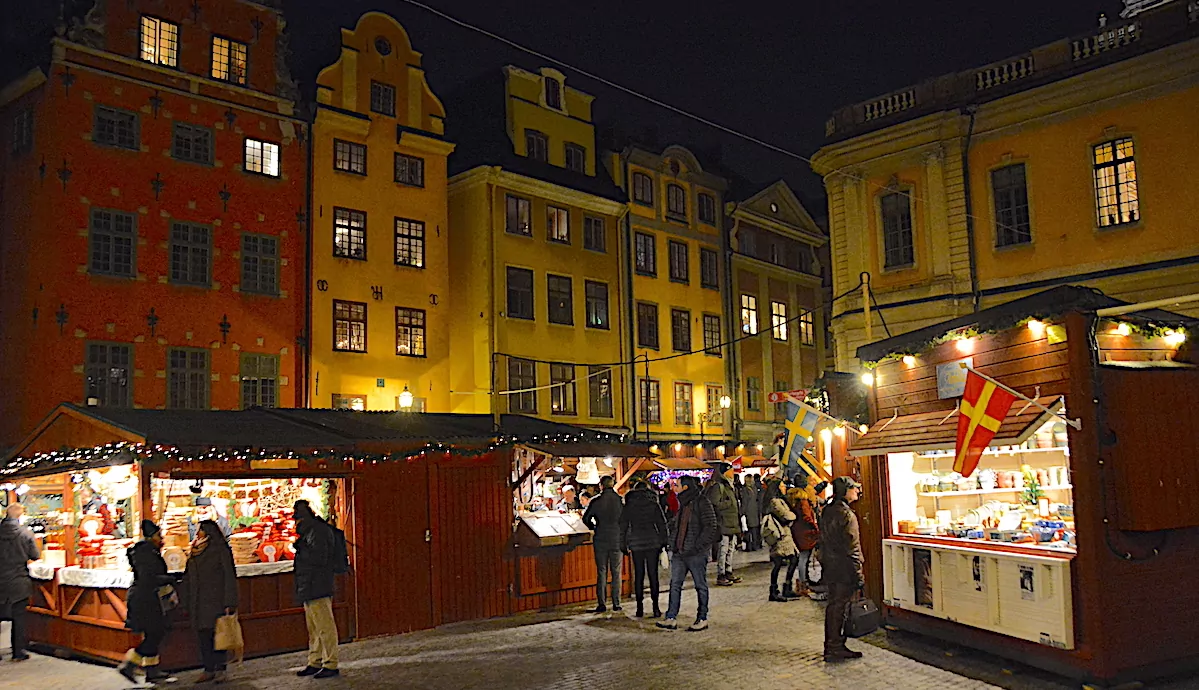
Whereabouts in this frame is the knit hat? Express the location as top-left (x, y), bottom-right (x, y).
top-left (140, 519), bottom-right (161, 539)
top-left (832, 476), bottom-right (861, 498)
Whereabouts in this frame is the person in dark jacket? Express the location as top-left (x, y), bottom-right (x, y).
top-left (818, 476), bottom-right (865, 662)
top-left (704, 463), bottom-right (741, 586)
top-left (738, 475), bottom-right (762, 551)
top-left (619, 479), bottom-right (667, 618)
top-left (118, 520), bottom-right (176, 684)
top-left (0, 504), bottom-right (40, 661)
top-left (183, 519), bottom-right (238, 682)
top-left (582, 476), bottom-right (624, 613)
top-left (293, 500), bottom-right (339, 678)
top-left (657, 476), bottom-right (718, 632)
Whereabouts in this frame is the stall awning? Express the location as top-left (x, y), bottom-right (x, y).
top-left (651, 457), bottom-right (711, 470)
top-left (522, 442), bottom-right (652, 458)
top-left (849, 397), bottom-right (1063, 457)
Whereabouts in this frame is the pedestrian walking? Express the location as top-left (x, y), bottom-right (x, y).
top-left (738, 474), bottom-right (762, 551)
top-left (293, 500), bottom-right (340, 678)
top-left (183, 519), bottom-right (238, 683)
top-left (761, 497), bottom-right (800, 602)
top-left (657, 475), bottom-right (718, 631)
top-left (0, 503), bottom-right (39, 662)
top-left (788, 475), bottom-right (821, 598)
top-left (819, 476), bottom-right (866, 662)
top-left (618, 479), bottom-right (668, 618)
top-left (118, 520), bottom-right (177, 684)
top-left (703, 463), bottom-right (740, 586)
top-left (582, 475), bottom-right (624, 613)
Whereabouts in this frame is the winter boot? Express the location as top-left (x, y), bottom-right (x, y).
top-left (782, 582), bottom-right (799, 599)
top-left (635, 600), bottom-right (645, 618)
top-left (651, 597), bottom-right (662, 618)
top-left (144, 665), bottom-right (177, 684)
top-left (768, 586), bottom-right (787, 602)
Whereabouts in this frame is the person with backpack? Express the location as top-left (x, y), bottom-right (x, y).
top-left (657, 476), bottom-right (718, 632)
top-left (761, 497), bottom-right (800, 602)
top-left (292, 500), bottom-right (340, 678)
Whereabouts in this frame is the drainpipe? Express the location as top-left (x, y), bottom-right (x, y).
top-left (622, 152), bottom-right (639, 441)
top-left (722, 208), bottom-right (740, 445)
top-left (301, 106), bottom-right (315, 407)
top-left (960, 105), bottom-right (981, 313)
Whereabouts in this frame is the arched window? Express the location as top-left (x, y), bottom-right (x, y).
top-left (666, 184), bottom-right (687, 220)
top-left (545, 79), bottom-right (562, 110)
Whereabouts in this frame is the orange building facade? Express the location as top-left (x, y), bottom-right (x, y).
top-left (0, 0), bottom-right (307, 446)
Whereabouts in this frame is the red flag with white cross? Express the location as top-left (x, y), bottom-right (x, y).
top-left (953, 369), bottom-right (1018, 477)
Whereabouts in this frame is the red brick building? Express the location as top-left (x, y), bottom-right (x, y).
top-left (0, 0), bottom-right (307, 447)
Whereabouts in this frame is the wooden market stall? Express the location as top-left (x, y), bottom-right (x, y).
top-left (849, 286), bottom-right (1199, 685)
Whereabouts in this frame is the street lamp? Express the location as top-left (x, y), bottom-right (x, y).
top-left (398, 386), bottom-right (414, 411)
top-left (699, 395), bottom-right (732, 445)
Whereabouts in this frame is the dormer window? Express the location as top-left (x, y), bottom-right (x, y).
top-left (545, 79), bottom-right (563, 110)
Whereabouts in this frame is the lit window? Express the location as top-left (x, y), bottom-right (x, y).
top-left (394, 218), bottom-right (425, 268)
top-left (244, 138), bottom-right (279, 177)
top-left (333, 139), bottom-right (367, 175)
top-left (395, 307), bottom-right (426, 357)
top-left (139, 16), bottom-right (178, 67)
top-left (741, 294), bottom-right (758, 334)
top-left (333, 208), bottom-right (366, 260)
top-left (547, 206), bottom-right (570, 243)
top-left (1093, 138), bottom-right (1139, 227)
top-left (800, 312), bottom-right (815, 346)
top-left (771, 301), bottom-right (788, 341)
top-left (211, 36), bottom-right (248, 85)
top-left (333, 300), bottom-right (367, 352)
top-left (550, 363), bottom-right (576, 416)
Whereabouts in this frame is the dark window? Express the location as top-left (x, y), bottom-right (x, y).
top-left (774, 379), bottom-right (789, 420)
top-left (674, 382), bottom-right (694, 425)
top-left (585, 281), bottom-right (609, 330)
top-left (634, 232), bottom-right (656, 276)
top-left (545, 78), bottom-right (563, 109)
top-left (698, 193), bottom-right (717, 224)
top-left (547, 206), bottom-right (570, 243)
top-left (333, 300), bottom-right (367, 352)
top-left (89, 208), bottom-right (136, 278)
top-left (211, 36), bottom-right (248, 85)
top-left (700, 248), bottom-right (719, 290)
top-left (741, 227), bottom-right (758, 256)
top-left (666, 184), bottom-right (687, 220)
top-left (169, 222), bottom-right (211, 286)
top-left (240, 233), bottom-right (278, 295)
top-left (94, 106), bottom-right (139, 150)
top-left (550, 363), bottom-right (576, 416)
top-left (506, 267), bottom-right (534, 320)
top-left (588, 366), bottom-right (614, 418)
top-left (370, 81), bottom-right (396, 117)
top-left (168, 348), bottom-right (209, 410)
top-left (332, 394), bottom-right (366, 411)
top-left (1094, 138), bottom-right (1139, 227)
top-left (632, 172), bottom-right (654, 206)
top-left (395, 307), bottom-right (426, 357)
top-left (992, 164), bottom-right (1031, 246)
top-left (11, 108), bottom-right (33, 155)
top-left (506, 195), bottom-right (532, 236)
top-left (671, 308), bottom-right (691, 352)
top-left (639, 379), bottom-right (661, 425)
top-left (394, 218), bottom-right (425, 268)
top-left (240, 353), bottom-right (278, 409)
top-left (508, 358), bottom-right (537, 413)
top-left (172, 123), bottom-right (213, 164)
top-left (565, 143), bottom-right (585, 172)
top-left (746, 376), bottom-right (761, 412)
top-left (334, 139), bottom-right (367, 175)
top-left (881, 192), bottom-right (914, 269)
top-left (703, 314), bottom-right (722, 357)
top-left (525, 130), bottom-right (548, 162)
top-left (636, 302), bottom-right (659, 349)
top-left (243, 138), bottom-right (279, 176)
top-left (800, 311), bottom-right (815, 346)
top-left (583, 216), bottom-right (605, 252)
top-left (547, 274), bottom-right (573, 325)
top-left (333, 208), bottom-right (366, 260)
top-left (85, 342), bottom-right (132, 408)
top-left (705, 385), bottom-right (725, 424)
top-left (394, 153), bottom-right (424, 187)
top-left (668, 240), bottom-right (689, 283)
top-left (139, 16), bottom-right (178, 67)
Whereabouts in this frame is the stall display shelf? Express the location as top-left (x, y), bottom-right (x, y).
top-left (57, 565), bottom-right (133, 588)
top-left (919, 484), bottom-right (1073, 497)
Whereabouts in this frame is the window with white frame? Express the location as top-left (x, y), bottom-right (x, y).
top-left (741, 294), bottom-right (758, 334)
top-left (547, 206), bottom-right (570, 243)
top-left (139, 16), bottom-right (178, 67)
top-left (395, 307), bottom-right (426, 357)
top-left (394, 153), bottom-right (424, 187)
top-left (334, 139), bottom-right (367, 175)
top-left (333, 208), bottom-right (366, 260)
top-left (394, 218), bottom-right (425, 268)
top-left (771, 301), bottom-right (788, 341)
top-left (333, 300), bottom-right (367, 352)
top-left (1093, 138), bottom-right (1140, 228)
top-left (244, 138), bottom-right (279, 177)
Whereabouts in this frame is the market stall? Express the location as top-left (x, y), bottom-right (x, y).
top-left (849, 286), bottom-right (1199, 684)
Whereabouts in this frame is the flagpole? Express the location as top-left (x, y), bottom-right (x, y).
top-left (784, 394), bottom-right (865, 434)
top-left (960, 364), bottom-right (1082, 430)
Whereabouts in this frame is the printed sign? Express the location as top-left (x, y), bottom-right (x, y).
top-left (936, 357), bottom-right (974, 399)
top-left (913, 549), bottom-right (934, 608)
top-left (1019, 564), bottom-right (1036, 601)
top-left (767, 389), bottom-right (809, 404)
top-left (972, 555), bottom-right (985, 593)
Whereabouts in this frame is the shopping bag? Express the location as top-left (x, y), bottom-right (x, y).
top-left (806, 549), bottom-right (822, 584)
top-left (845, 595), bottom-right (881, 638)
top-left (157, 584), bottom-right (179, 614)
top-left (214, 613), bottom-right (245, 662)
top-left (659, 550), bottom-right (670, 571)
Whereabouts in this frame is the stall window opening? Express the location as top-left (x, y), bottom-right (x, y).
top-left (85, 342), bottom-right (132, 408)
top-left (240, 353), bottom-right (278, 408)
top-left (168, 348), bottom-right (209, 409)
top-left (550, 363), bottom-right (576, 415)
top-left (589, 366), bottom-right (613, 418)
top-left (508, 358), bottom-right (537, 413)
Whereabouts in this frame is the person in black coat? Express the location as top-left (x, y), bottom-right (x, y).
top-left (118, 520), bottom-right (176, 684)
top-left (582, 476), bottom-right (624, 613)
top-left (292, 500), bottom-right (340, 678)
top-left (183, 519), bottom-right (238, 682)
top-left (619, 480), bottom-right (668, 618)
top-left (0, 504), bottom-right (40, 661)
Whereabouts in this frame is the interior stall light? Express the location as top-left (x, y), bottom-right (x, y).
top-left (955, 337), bottom-right (976, 354)
top-left (901, 355), bottom-right (917, 366)
top-left (695, 444), bottom-right (703, 451)
top-left (1114, 323), bottom-right (1132, 336)
top-left (1164, 329), bottom-right (1187, 347)
top-left (674, 443), bottom-right (683, 452)
top-left (834, 426), bottom-right (846, 437)
top-left (717, 445), bottom-right (726, 455)
top-left (15, 484), bottom-right (30, 496)
top-left (756, 444), bottom-right (764, 451)
top-left (603, 457), bottom-right (613, 467)
top-left (859, 424), bottom-right (870, 434)
top-left (650, 445), bottom-right (659, 453)
top-left (860, 373), bottom-right (875, 387)
top-left (819, 428), bottom-right (833, 443)
top-left (1027, 319), bottom-right (1047, 336)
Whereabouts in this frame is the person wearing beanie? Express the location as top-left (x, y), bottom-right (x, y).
top-left (818, 476), bottom-right (865, 662)
top-left (118, 520), bottom-right (177, 684)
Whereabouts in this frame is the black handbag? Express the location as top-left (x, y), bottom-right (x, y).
top-left (845, 595), bottom-right (881, 638)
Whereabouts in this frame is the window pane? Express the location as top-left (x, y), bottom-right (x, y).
top-left (637, 303), bottom-right (659, 349)
top-left (334, 208), bottom-right (366, 259)
top-left (550, 363), bottom-right (576, 415)
top-left (547, 275), bottom-right (573, 325)
top-left (506, 267), bottom-right (534, 320)
top-left (588, 366), bottom-right (613, 418)
top-left (671, 309), bottom-right (690, 352)
top-left (881, 192), bottom-right (914, 268)
top-left (396, 307), bottom-right (427, 357)
top-left (371, 82), bottom-right (396, 116)
top-left (585, 281), bottom-right (609, 330)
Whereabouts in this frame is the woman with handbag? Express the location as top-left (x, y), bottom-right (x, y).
top-left (184, 519), bottom-right (239, 683)
top-left (118, 520), bottom-right (177, 684)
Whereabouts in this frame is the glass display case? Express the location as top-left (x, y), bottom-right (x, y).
top-left (515, 511), bottom-right (592, 548)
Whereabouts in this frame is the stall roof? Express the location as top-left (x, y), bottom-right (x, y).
top-left (856, 286), bottom-right (1196, 363)
top-left (848, 397), bottom-right (1063, 457)
top-left (523, 442), bottom-right (652, 458)
top-left (651, 457), bottom-right (712, 470)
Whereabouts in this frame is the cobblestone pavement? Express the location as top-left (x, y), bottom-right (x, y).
top-left (3, 552), bottom-right (1197, 690)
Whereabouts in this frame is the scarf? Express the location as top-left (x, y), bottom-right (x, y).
top-left (674, 497), bottom-right (693, 553)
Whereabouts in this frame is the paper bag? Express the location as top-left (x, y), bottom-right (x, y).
top-left (214, 613), bottom-right (244, 663)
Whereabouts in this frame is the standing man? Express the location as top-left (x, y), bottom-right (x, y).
top-left (819, 476), bottom-right (865, 662)
top-left (293, 500), bottom-right (339, 678)
top-left (738, 474), bottom-right (762, 551)
top-left (704, 463), bottom-right (741, 586)
top-left (583, 476), bottom-right (624, 613)
top-left (0, 504), bottom-right (39, 662)
top-left (657, 476), bottom-right (717, 631)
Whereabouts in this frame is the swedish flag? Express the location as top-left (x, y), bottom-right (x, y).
top-left (779, 401), bottom-right (832, 482)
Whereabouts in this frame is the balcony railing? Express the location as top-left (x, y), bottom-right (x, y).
top-left (862, 89), bottom-right (916, 122)
top-left (975, 55), bottom-right (1035, 91)
top-left (1072, 22), bottom-right (1140, 61)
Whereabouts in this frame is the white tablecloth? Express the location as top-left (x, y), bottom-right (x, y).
top-left (235, 560), bottom-right (294, 577)
top-left (57, 565), bottom-right (134, 589)
top-left (27, 562), bottom-right (55, 581)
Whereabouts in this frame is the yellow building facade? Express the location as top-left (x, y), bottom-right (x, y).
top-left (813, 2), bottom-right (1199, 371)
top-left (606, 146), bottom-right (730, 442)
top-left (309, 13), bottom-right (455, 411)
top-left (447, 67), bottom-right (628, 429)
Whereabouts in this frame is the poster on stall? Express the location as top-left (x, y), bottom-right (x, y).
top-left (972, 555), bottom-right (984, 592)
top-left (913, 549), bottom-right (934, 608)
top-left (1019, 565), bottom-right (1036, 600)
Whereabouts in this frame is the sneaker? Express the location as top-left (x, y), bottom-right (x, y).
top-left (715, 577), bottom-right (733, 587)
top-left (768, 591), bottom-right (788, 602)
top-left (297, 666), bottom-right (322, 677)
top-left (729, 575), bottom-right (743, 583)
top-left (314, 669), bottom-right (341, 679)
top-left (687, 618), bottom-right (709, 631)
top-left (655, 618), bottom-right (678, 630)
top-left (587, 605), bottom-right (607, 614)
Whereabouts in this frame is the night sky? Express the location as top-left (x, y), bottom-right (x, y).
top-left (5, 0), bottom-right (1127, 204)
